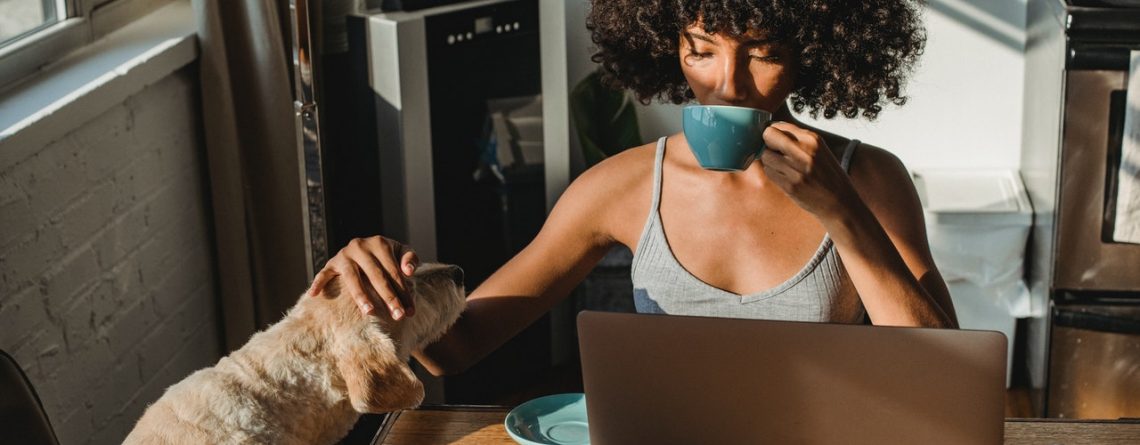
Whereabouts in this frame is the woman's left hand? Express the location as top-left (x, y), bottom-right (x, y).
top-left (759, 121), bottom-right (858, 220)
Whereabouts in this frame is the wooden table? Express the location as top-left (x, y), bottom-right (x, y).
top-left (370, 405), bottom-right (1140, 444)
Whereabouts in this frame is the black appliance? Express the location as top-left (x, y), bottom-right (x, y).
top-left (349, 0), bottom-right (550, 404)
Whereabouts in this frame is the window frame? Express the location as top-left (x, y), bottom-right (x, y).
top-left (0, 0), bottom-right (173, 91)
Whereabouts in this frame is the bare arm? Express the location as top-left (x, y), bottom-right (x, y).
top-left (413, 180), bottom-right (614, 374)
top-left (829, 146), bottom-right (957, 328)
top-left (761, 123), bottom-right (956, 328)
top-left (308, 146), bottom-right (648, 375)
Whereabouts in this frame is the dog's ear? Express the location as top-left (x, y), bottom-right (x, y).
top-left (336, 327), bottom-right (425, 413)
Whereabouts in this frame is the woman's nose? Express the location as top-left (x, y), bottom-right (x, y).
top-left (715, 57), bottom-right (751, 104)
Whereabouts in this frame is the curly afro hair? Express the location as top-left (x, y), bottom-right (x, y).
top-left (586, 0), bottom-right (926, 120)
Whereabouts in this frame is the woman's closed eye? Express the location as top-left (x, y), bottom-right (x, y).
top-left (686, 50), bottom-right (713, 60)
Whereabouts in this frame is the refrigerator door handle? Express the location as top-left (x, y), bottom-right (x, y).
top-left (1068, 44), bottom-right (1134, 71)
top-left (1053, 307), bottom-right (1140, 335)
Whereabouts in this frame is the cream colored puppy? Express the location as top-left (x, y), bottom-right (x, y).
top-left (123, 263), bottom-right (466, 445)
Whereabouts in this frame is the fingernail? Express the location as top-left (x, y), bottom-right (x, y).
top-left (404, 263), bottom-right (416, 275)
top-left (391, 307), bottom-right (404, 320)
top-left (361, 302), bottom-right (373, 313)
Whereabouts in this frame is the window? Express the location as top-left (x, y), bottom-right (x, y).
top-left (0, 1), bottom-right (64, 48)
top-left (0, 0), bottom-right (174, 90)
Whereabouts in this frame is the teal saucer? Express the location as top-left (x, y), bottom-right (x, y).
top-left (504, 393), bottom-right (590, 445)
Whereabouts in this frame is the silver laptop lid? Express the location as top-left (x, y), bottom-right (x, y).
top-left (577, 311), bottom-right (1006, 445)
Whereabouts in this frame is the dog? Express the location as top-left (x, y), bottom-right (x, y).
top-left (122, 263), bottom-right (466, 445)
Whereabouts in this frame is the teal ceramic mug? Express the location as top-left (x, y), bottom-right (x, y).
top-left (682, 105), bottom-right (773, 171)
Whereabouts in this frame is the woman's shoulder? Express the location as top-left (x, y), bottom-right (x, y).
top-left (810, 126), bottom-right (910, 189)
top-left (843, 141), bottom-right (925, 222)
top-left (552, 140), bottom-right (659, 243)
top-left (846, 141), bottom-right (912, 191)
top-left (569, 139), bottom-right (658, 197)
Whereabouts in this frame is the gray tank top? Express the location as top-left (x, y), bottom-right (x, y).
top-left (630, 136), bottom-right (866, 323)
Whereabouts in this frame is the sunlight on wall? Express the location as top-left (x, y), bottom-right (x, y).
top-left (806, 0), bottom-right (1028, 171)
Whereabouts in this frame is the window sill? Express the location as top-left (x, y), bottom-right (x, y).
top-left (0, 0), bottom-right (196, 168)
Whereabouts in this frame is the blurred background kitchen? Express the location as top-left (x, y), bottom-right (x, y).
top-left (0, 0), bottom-right (1137, 444)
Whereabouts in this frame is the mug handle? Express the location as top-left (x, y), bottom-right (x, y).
top-left (756, 119), bottom-right (774, 154)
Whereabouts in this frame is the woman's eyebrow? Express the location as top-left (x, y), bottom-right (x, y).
top-left (686, 31), bottom-right (718, 44)
top-left (685, 31), bottom-right (770, 47)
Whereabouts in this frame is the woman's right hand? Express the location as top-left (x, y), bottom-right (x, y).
top-left (305, 236), bottom-right (419, 319)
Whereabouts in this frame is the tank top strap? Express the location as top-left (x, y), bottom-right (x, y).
top-left (650, 136), bottom-right (668, 212)
top-left (840, 139), bottom-right (860, 173)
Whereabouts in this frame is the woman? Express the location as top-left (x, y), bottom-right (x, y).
top-left (307, 0), bottom-right (957, 376)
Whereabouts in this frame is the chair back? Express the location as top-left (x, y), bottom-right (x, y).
top-left (0, 350), bottom-right (60, 445)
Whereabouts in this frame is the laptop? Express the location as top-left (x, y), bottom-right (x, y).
top-left (576, 311), bottom-right (1007, 445)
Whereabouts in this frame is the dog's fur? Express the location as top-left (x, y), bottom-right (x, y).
top-left (122, 263), bottom-right (466, 445)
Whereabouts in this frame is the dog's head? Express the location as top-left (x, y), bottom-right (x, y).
top-left (394, 263), bottom-right (467, 355)
top-left (328, 263), bottom-right (466, 413)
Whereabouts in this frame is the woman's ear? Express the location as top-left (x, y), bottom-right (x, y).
top-left (335, 326), bottom-right (425, 413)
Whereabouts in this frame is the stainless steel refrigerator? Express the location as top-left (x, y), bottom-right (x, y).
top-left (1022, 0), bottom-right (1140, 419)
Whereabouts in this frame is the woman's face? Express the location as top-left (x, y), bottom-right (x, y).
top-left (678, 24), bottom-right (797, 113)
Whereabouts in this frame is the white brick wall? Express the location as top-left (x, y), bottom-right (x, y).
top-left (0, 66), bottom-right (221, 445)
